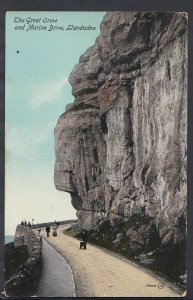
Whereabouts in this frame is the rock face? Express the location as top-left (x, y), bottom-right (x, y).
top-left (54, 12), bottom-right (187, 260)
top-left (4, 225), bottom-right (42, 296)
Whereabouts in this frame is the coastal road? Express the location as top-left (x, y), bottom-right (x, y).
top-left (36, 238), bottom-right (75, 297)
top-left (41, 226), bottom-right (182, 297)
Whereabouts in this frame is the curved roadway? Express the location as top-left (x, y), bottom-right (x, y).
top-left (36, 238), bottom-right (75, 297)
top-left (39, 226), bottom-right (183, 297)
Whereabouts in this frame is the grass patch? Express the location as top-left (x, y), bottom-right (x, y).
top-left (62, 227), bottom-right (80, 238)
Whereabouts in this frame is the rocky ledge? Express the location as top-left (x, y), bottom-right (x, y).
top-left (4, 225), bottom-right (42, 296)
top-left (54, 12), bottom-right (187, 285)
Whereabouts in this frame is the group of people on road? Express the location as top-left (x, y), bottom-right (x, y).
top-left (35, 221), bottom-right (89, 251)
top-left (46, 225), bottom-right (88, 249)
top-left (46, 221), bottom-right (60, 237)
top-left (21, 220), bottom-right (32, 227)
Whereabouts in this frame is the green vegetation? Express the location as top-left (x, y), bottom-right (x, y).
top-left (5, 242), bottom-right (29, 281)
top-left (63, 220), bottom-right (135, 257)
top-left (62, 227), bottom-right (80, 238)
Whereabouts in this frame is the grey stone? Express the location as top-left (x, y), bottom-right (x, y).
top-left (139, 258), bottom-right (155, 266)
top-left (126, 228), bottom-right (135, 237)
top-left (116, 233), bottom-right (123, 239)
top-left (54, 12), bottom-right (187, 252)
top-left (5, 225), bottom-right (42, 296)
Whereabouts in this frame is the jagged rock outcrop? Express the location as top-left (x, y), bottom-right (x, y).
top-left (4, 225), bottom-right (42, 296)
top-left (54, 11), bottom-right (187, 266)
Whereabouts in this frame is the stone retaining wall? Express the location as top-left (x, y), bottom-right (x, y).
top-left (4, 225), bottom-right (42, 296)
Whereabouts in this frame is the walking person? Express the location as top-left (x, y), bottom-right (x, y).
top-left (81, 229), bottom-right (88, 242)
top-left (53, 223), bottom-right (57, 237)
top-left (38, 229), bottom-right (42, 243)
top-left (46, 226), bottom-right (50, 238)
top-left (80, 228), bottom-right (88, 249)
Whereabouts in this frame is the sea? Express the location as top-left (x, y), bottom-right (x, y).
top-left (4, 235), bottom-right (14, 244)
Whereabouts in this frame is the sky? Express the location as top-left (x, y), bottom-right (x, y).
top-left (5, 11), bottom-right (106, 235)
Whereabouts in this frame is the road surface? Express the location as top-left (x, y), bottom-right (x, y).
top-left (41, 226), bottom-right (182, 297)
top-left (36, 238), bottom-right (75, 297)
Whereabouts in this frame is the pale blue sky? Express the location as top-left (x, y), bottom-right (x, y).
top-left (5, 11), bottom-right (106, 235)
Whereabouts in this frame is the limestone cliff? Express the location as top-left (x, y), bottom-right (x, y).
top-left (54, 12), bottom-right (187, 267)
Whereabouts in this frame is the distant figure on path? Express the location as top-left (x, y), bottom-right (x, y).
top-left (46, 226), bottom-right (51, 237)
top-left (28, 222), bottom-right (31, 228)
top-left (38, 229), bottom-right (42, 242)
top-left (80, 229), bottom-right (88, 243)
top-left (53, 224), bottom-right (57, 237)
top-left (21, 220), bottom-right (24, 225)
top-left (24, 220), bottom-right (27, 226)
top-left (80, 229), bottom-right (88, 249)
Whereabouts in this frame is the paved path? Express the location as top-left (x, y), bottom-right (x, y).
top-left (36, 238), bottom-right (75, 297)
top-left (41, 226), bottom-right (182, 297)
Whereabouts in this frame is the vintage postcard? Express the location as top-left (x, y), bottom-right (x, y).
top-left (3, 11), bottom-right (187, 297)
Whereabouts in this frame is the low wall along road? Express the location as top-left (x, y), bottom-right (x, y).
top-left (4, 225), bottom-right (42, 296)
